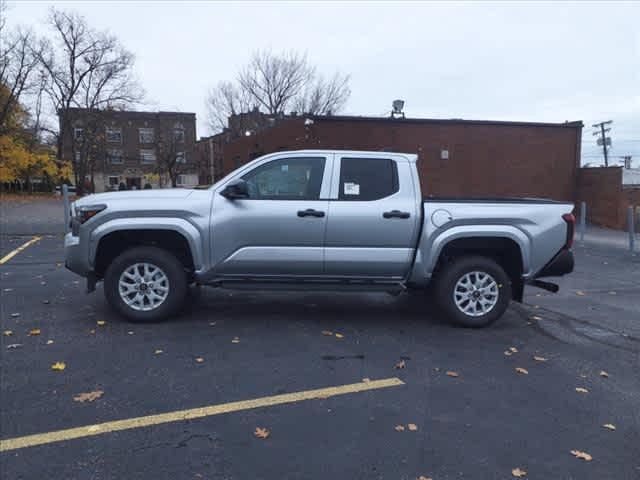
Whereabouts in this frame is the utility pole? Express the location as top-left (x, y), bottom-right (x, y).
top-left (592, 120), bottom-right (613, 166)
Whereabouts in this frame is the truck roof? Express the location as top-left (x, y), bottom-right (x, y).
top-left (266, 149), bottom-right (419, 163)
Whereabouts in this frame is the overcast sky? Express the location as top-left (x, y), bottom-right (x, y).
top-left (6, 1), bottom-right (639, 165)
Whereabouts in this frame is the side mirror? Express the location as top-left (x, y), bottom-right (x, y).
top-left (220, 179), bottom-right (249, 200)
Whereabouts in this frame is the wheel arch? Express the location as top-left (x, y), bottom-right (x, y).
top-left (91, 219), bottom-right (202, 278)
top-left (430, 232), bottom-right (527, 301)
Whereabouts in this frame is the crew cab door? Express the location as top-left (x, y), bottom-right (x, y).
top-left (324, 154), bottom-right (419, 278)
top-left (210, 154), bottom-right (331, 277)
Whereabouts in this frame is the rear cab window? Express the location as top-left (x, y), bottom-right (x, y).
top-left (338, 157), bottom-right (399, 201)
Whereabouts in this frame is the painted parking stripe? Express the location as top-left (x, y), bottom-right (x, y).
top-left (0, 377), bottom-right (404, 452)
top-left (0, 236), bottom-right (42, 265)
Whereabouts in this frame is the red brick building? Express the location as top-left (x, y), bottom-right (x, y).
top-left (198, 114), bottom-right (583, 201)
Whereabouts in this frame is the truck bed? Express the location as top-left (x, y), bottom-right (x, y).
top-left (424, 196), bottom-right (565, 204)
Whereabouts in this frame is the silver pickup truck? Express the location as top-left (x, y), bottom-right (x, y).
top-left (64, 149), bottom-right (575, 327)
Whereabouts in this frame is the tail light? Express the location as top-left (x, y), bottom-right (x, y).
top-left (562, 213), bottom-right (575, 249)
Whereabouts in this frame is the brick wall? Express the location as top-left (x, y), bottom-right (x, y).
top-left (218, 116), bottom-right (582, 202)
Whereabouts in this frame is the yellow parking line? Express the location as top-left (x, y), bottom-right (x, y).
top-left (0, 236), bottom-right (42, 265)
top-left (0, 377), bottom-right (404, 452)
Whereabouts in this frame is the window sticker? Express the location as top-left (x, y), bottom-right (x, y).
top-left (344, 182), bottom-right (360, 195)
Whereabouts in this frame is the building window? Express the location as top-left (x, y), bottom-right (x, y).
top-left (140, 149), bottom-right (156, 164)
top-left (176, 152), bottom-right (186, 164)
top-left (173, 128), bottom-right (185, 143)
top-left (176, 174), bottom-right (187, 186)
top-left (74, 152), bottom-right (81, 163)
top-left (106, 127), bottom-right (122, 143)
top-left (74, 128), bottom-right (84, 140)
top-left (106, 149), bottom-right (123, 164)
top-left (139, 128), bottom-right (155, 144)
top-left (338, 157), bottom-right (399, 201)
top-left (108, 176), bottom-right (119, 186)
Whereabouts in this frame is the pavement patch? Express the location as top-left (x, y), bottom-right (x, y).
top-left (0, 377), bottom-right (404, 452)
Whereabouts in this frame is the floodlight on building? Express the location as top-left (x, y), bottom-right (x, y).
top-left (244, 130), bottom-right (252, 137)
top-left (304, 118), bottom-right (314, 126)
top-left (391, 99), bottom-right (405, 119)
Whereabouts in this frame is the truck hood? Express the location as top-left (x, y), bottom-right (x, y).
top-left (74, 189), bottom-right (195, 207)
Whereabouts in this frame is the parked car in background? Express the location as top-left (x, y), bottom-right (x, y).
top-left (64, 150), bottom-right (575, 327)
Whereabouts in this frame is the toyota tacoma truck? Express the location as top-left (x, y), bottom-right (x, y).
top-left (64, 150), bottom-right (575, 327)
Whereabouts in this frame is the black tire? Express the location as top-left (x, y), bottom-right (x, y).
top-left (435, 255), bottom-right (512, 328)
top-left (104, 246), bottom-right (188, 322)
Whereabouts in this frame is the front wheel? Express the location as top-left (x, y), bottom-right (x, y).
top-left (435, 256), bottom-right (512, 328)
top-left (104, 246), bottom-right (188, 322)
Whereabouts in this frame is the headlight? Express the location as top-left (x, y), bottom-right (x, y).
top-left (76, 204), bottom-right (107, 224)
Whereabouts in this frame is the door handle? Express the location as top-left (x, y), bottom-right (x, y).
top-left (383, 210), bottom-right (410, 219)
top-left (297, 209), bottom-right (325, 218)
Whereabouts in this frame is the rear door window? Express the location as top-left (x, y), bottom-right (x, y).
top-left (338, 157), bottom-right (398, 201)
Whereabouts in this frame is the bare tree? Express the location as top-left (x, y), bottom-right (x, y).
top-left (206, 50), bottom-right (350, 134)
top-left (37, 9), bottom-right (142, 194)
top-left (238, 50), bottom-right (314, 115)
top-left (0, 28), bottom-right (43, 134)
top-left (156, 128), bottom-right (188, 188)
top-left (205, 81), bottom-right (251, 133)
top-left (293, 72), bottom-right (351, 115)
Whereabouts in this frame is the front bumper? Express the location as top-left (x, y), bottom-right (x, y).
top-left (64, 232), bottom-right (91, 277)
top-left (535, 249), bottom-right (574, 278)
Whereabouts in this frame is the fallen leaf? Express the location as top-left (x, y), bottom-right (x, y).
top-left (599, 370), bottom-right (609, 378)
top-left (417, 476), bottom-right (432, 480)
top-left (571, 450), bottom-right (592, 461)
top-left (3, 288), bottom-right (13, 292)
top-left (73, 390), bottom-right (104, 403)
top-left (51, 362), bottom-right (66, 371)
top-left (602, 423), bottom-right (616, 430)
top-left (504, 350), bottom-right (513, 356)
top-left (3, 330), bottom-right (13, 336)
top-left (512, 467), bottom-right (527, 477)
top-left (394, 425), bottom-right (405, 431)
top-left (362, 378), bottom-right (371, 383)
top-left (88, 329), bottom-right (96, 335)
top-left (46, 340), bottom-right (54, 345)
top-left (254, 427), bottom-right (270, 439)
top-left (446, 371), bottom-right (459, 378)
top-left (96, 320), bottom-right (106, 326)
top-left (321, 330), bottom-right (333, 336)
top-left (11, 313), bottom-right (20, 318)
top-left (154, 349), bottom-right (163, 355)
top-left (395, 360), bottom-right (406, 369)
top-left (533, 356), bottom-right (548, 362)
top-left (6, 343), bottom-right (22, 349)
top-left (195, 357), bottom-right (204, 363)
top-left (334, 333), bottom-right (344, 339)
top-left (575, 290), bottom-right (586, 296)
top-left (28, 328), bottom-right (41, 336)
top-left (231, 337), bottom-right (240, 343)
top-left (407, 423), bottom-right (418, 431)
top-left (515, 367), bottom-right (529, 375)
top-left (209, 321), bottom-right (216, 326)
top-left (127, 331), bottom-right (134, 335)
top-left (579, 373), bottom-right (587, 378)
top-left (510, 347), bottom-right (518, 353)
top-left (575, 387), bottom-right (589, 393)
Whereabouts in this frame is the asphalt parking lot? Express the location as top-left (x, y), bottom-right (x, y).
top-left (1, 204), bottom-right (639, 479)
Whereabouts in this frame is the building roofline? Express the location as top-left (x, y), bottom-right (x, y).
top-left (309, 114), bottom-right (583, 129)
top-left (60, 107), bottom-right (195, 117)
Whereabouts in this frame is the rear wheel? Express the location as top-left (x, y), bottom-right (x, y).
top-left (435, 256), bottom-right (512, 328)
top-left (104, 246), bottom-right (188, 322)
